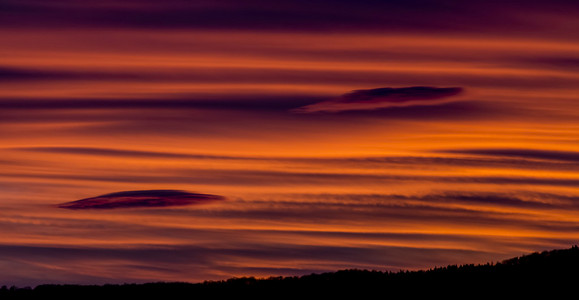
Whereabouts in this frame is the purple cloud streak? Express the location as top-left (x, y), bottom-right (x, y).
top-left (58, 190), bottom-right (224, 210)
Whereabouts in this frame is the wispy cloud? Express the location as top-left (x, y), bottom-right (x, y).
top-left (11, 147), bottom-right (251, 160)
top-left (443, 148), bottom-right (579, 163)
top-left (4, 168), bottom-right (578, 187)
top-left (2, 0), bottom-right (578, 39)
top-left (0, 66), bottom-right (136, 82)
top-left (0, 243), bottom-right (496, 286)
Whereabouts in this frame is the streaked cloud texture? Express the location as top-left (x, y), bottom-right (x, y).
top-left (0, 0), bottom-right (578, 288)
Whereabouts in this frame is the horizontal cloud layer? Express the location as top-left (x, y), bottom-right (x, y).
top-left (293, 86), bottom-right (463, 113)
top-left (1, 0), bottom-right (578, 288)
top-left (12, 147), bottom-right (250, 160)
top-left (59, 190), bottom-right (224, 210)
top-left (444, 148), bottom-right (579, 163)
top-left (1, 0), bottom-right (578, 39)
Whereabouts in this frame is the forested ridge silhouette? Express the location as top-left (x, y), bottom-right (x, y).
top-left (3, 246), bottom-right (579, 298)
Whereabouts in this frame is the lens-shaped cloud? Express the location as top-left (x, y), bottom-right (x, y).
top-left (58, 190), bottom-right (224, 210)
top-left (293, 86), bottom-right (463, 113)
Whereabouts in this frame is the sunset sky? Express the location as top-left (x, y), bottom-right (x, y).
top-left (1, 0), bottom-right (579, 287)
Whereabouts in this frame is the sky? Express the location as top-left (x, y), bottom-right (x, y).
top-left (1, 0), bottom-right (579, 287)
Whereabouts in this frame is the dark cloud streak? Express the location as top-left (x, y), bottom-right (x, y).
top-left (445, 148), bottom-right (579, 163)
top-left (0, 67), bottom-right (138, 82)
top-left (0, 96), bottom-right (323, 112)
top-left (1, 0), bottom-right (578, 39)
top-left (11, 147), bottom-right (254, 160)
top-left (58, 190), bottom-right (224, 210)
top-left (4, 169), bottom-right (579, 187)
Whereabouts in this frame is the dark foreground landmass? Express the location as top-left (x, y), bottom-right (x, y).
top-left (3, 246), bottom-right (579, 299)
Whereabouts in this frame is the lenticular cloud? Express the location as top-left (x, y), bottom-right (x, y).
top-left (293, 86), bottom-right (463, 113)
top-left (58, 190), bottom-right (224, 209)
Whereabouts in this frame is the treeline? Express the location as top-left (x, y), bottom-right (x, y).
top-left (3, 246), bottom-right (579, 298)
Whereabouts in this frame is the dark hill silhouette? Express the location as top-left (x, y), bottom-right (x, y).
top-left (3, 246), bottom-right (579, 299)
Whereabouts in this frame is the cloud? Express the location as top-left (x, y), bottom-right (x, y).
top-left (0, 243), bottom-right (496, 287)
top-left (520, 57), bottom-right (579, 71)
top-left (12, 147), bottom-right (570, 168)
top-left (58, 190), bottom-right (224, 210)
top-left (5, 189), bottom-right (579, 286)
top-left (1, 0), bottom-right (578, 39)
top-left (443, 148), bottom-right (579, 163)
top-left (0, 66), bottom-right (134, 82)
top-left (292, 86), bottom-right (463, 113)
top-left (310, 100), bottom-right (497, 120)
top-left (5, 167), bottom-right (579, 187)
top-left (12, 146), bottom-right (252, 160)
top-left (0, 95), bottom-right (323, 112)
